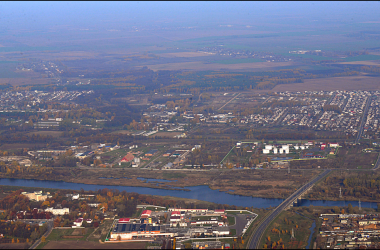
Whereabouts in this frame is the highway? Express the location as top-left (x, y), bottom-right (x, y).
top-left (355, 96), bottom-right (371, 144)
top-left (29, 220), bottom-right (53, 249)
top-left (247, 169), bottom-right (331, 249)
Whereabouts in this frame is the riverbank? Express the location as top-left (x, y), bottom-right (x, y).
top-left (0, 168), bottom-right (320, 199)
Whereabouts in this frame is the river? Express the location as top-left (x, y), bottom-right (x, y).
top-left (0, 178), bottom-right (376, 209)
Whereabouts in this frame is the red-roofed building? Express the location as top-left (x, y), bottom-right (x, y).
top-left (141, 210), bottom-right (152, 219)
top-left (215, 209), bottom-right (225, 214)
top-left (121, 153), bottom-right (134, 163)
top-left (73, 218), bottom-right (83, 227)
top-left (119, 218), bottom-right (130, 223)
top-left (321, 143), bottom-right (326, 150)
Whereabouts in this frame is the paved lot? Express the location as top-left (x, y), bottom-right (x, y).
top-left (229, 214), bottom-right (256, 236)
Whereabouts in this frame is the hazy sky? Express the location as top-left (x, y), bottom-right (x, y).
top-left (1, 1), bottom-right (379, 31)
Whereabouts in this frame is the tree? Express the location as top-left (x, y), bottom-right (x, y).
top-left (348, 203), bottom-right (354, 214)
top-left (41, 236), bottom-right (46, 242)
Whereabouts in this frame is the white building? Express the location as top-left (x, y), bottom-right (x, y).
top-left (265, 145), bottom-right (273, 150)
top-left (263, 149), bottom-right (270, 154)
top-left (45, 207), bottom-right (69, 216)
top-left (273, 148), bottom-right (278, 154)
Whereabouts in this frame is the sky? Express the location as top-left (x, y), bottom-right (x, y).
top-left (1, 1), bottom-right (379, 31)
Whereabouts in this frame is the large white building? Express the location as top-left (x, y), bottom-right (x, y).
top-left (45, 207), bottom-right (69, 215)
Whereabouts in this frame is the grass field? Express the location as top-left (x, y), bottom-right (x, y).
top-left (227, 216), bottom-right (236, 226)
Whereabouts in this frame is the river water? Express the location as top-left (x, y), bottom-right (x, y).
top-left (0, 178), bottom-right (376, 209)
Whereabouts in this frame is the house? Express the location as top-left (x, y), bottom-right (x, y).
top-left (73, 218), bottom-right (83, 227)
top-left (330, 143), bottom-right (339, 148)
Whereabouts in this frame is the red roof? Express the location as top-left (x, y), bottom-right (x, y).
top-left (119, 218), bottom-right (130, 223)
top-left (171, 211), bottom-right (181, 216)
top-left (215, 209), bottom-right (225, 213)
top-left (141, 210), bottom-right (152, 216)
top-left (121, 153), bottom-right (134, 163)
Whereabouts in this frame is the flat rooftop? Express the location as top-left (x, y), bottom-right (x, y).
top-left (113, 223), bottom-right (161, 233)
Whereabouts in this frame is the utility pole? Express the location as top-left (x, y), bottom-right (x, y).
top-left (339, 187), bottom-right (342, 198)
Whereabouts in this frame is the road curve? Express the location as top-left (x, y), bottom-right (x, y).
top-left (248, 169), bottom-right (331, 249)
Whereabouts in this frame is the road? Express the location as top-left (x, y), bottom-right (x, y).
top-left (247, 169), bottom-right (331, 249)
top-left (29, 220), bottom-right (53, 249)
top-left (355, 96), bottom-right (371, 144)
top-left (218, 93), bottom-right (241, 111)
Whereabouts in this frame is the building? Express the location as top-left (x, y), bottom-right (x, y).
top-left (120, 153), bottom-right (134, 163)
top-left (119, 218), bottom-right (130, 223)
top-left (45, 207), bottom-right (69, 215)
top-left (330, 143), bottom-right (339, 148)
top-left (73, 218), bottom-right (83, 228)
top-left (168, 208), bottom-right (208, 213)
top-left (145, 149), bottom-right (158, 157)
top-left (273, 148), bottom-right (278, 154)
top-left (21, 191), bottom-right (48, 202)
top-left (140, 210), bottom-right (152, 219)
top-left (110, 223), bottom-right (174, 241)
top-left (263, 149), bottom-right (270, 154)
top-left (163, 149), bottom-right (175, 157)
top-left (265, 145), bottom-right (273, 150)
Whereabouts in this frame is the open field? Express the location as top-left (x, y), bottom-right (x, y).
top-left (259, 209), bottom-right (314, 249)
top-left (0, 143), bottom-right (46, 150)
top-left (143, 61), bottom-right (295, 71)
top-left (42, 241), bottom-right (146, 249)
top-left (27, 131), bottom-right (63, 138)
top-left (0, 77), bottom-right (50, 86)
top-left (337, 60), bottom-right (380, 66)
top-left (271, 75), bottom-right (380, 92)
top-left (157, 52), bottom-right (214, 58)
top-left (152, 131), bottom-right (182, 137)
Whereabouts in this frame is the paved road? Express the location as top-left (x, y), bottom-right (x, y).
top-left (247, 169), bottom-right (331, 249)
top-left (372, 152), bottom-right (380, 170)
top-left (29, 220), bottom-right (53, 249)
top-left (355, 96), bottom-right (371, 144)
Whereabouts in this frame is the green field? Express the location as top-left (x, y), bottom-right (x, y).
top-left (227, 216), bottom-right (236, 226)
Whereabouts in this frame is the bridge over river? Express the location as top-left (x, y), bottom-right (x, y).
top-left (247, 169), bottom-right (332, 249)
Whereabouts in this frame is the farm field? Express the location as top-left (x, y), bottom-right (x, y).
top-left (271, 75), bottom-right (380, 92)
